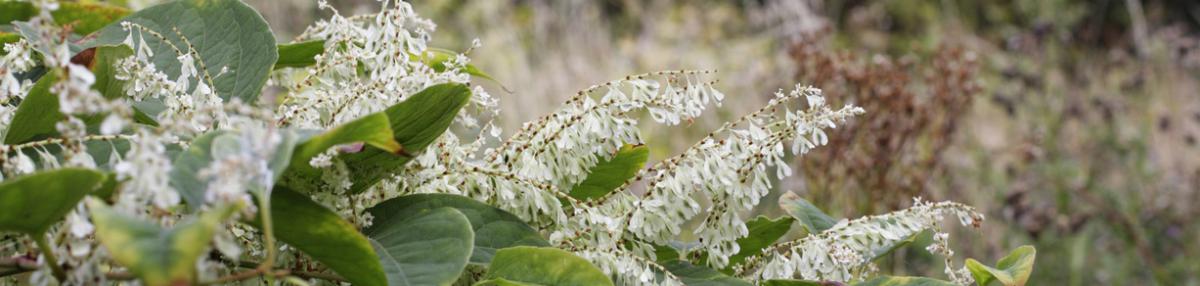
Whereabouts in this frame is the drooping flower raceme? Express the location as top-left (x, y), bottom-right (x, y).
top-left (741, 198), bottom-right (984, 283)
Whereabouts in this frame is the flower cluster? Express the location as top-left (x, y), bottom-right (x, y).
top-left (740, 198), bottom-right (984, 283)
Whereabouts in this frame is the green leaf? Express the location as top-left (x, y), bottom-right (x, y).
top-left (93, 0), bottom-right (277, 103)
top-left (367, 193), bottom-right (548, 265)
top-left (282, 83), bottom-right (472, 194)
top-left (474, 278), bottom-right (539, 286)
top-left (4, 72), bottom-right (62, 145)
top-left (854, 276), bottom-right (957, 286)
top-left (569, 144), bottom-right (648, 201)
top-left (91, 45), bottom-right (134, 100)
top-left (171, 130), bottom-right (297, 208)
top-left (169, 131), bottom-right (228, 207)
top-left (275, 40), bottom-right (324, 69)
top-left (254, 188), bottom-right (386, 286)
top-left (662, 260), bottom-right (752, 286)
top-left (88, 199), bottom-right (237, 286)
top-left (0, 2), bottom-right (129, 35)
top-left (423, 48), bottom-right (497, 82)
top-left (364, 207), bottom-right (474, 286)
top-left (778, 192), bottom-right (838, 234)
top-left (282, 112), bottom-right (400, 183)
top-left (0, 168), bottom-right (106, 235)
top-left (965, 245), bottom-right (1036, 286)
top-left (478, 246), bottom-right (613, 286)
top-left (726, 215), bottom-right (794, 269)
top-left (760, 279), bottom-right (838, 286)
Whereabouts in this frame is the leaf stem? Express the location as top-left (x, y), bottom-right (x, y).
top-left (32, 233), bottom-right (66, 282)
top-left (256, 194), bottom-right (277, 284)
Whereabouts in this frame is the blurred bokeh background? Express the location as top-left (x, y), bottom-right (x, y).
top-left (238, 0), bottom-right (1200, 284)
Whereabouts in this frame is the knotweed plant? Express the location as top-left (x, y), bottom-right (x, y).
top-left (0, 1), bottom-right (1035, 286)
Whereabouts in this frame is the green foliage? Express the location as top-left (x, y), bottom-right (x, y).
top-left (4, 72), bottom-right (61, 144)
top-left (365, 193), bottom-right (549, 265)
top-left (88, 199), bottom-right (237, 286)
top-left (0, 2), bottom-right (129, 35)
top-left (779, 192), bottom-right (838, 234)
top-left (760, 280), bottom-right (837, 286)
top-left (855, 276), bottom-right (957, 286)
top-left (965, 246), bottom-right (1037, 286)
top-left (569, 144), bottom-right (648, 201)
top-left (478, 246), bottom-right (614, 286)
top-left (171, 130), bottom-right (297, 208)
top-left (337, 83), bottom-right (472, 193)
top-left (662, 260), bottom-right (752, 286)
top-left (283, 112), bottom-right (400, 184)
top-left (93, 0), bottom-right (277, 103)
top-left (256, 188), bottom-right (386, 286)
top-left (0, 168), bottom-right (105, 235)
top-left (726, 216), bottom-right (794, 268)
top-left (279, 83), bottom-right (471, 194)
top-left (364, 207), bottom-right (474, 286)
top-left (274, 40), bottom-right (324, 70)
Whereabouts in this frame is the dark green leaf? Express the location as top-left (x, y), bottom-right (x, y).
top-left (569, 144), bottom-right (648, 201)
top-left (255, 188), bottom-right (386, 286)
top-left (662, 260), bottom-right (752, 286)
top-left (761, 279), bottom-right (842, 286)
top-left (854, 276), bottom-right (957, 286)
top-left (366, 193), bottom-right (548, 265)
top-left (479, 246), bottom-right (613, 286)
top-left (965, 245), bottom-right (1036, 286)
top-left (364, 207), bottom-right (474, 286)
top-left (93, 0), bottom-right (277, 103)
top-left (0, 168), bottom-right (106, 235)
top-left (282, 112), bottom-right (399, 184)
top-left (779, 192), bottom-right (838, 234)
top-left (88, 199), bottom-right (237, 286)
top-left (275, 40), bottom-right (324, 70)
top-left (282, 83), bottom-right (472, 194)
top-left (726, 216), bottom-right (794, 269)
top-left (4, 72), bottom-right (62, 144)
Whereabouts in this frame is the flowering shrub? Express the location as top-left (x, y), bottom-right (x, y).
top-left (0, 0), bottom-right (1035, 285)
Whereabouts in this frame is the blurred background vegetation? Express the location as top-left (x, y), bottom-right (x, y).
top-left (231, 0), bottom-right (1200, 284)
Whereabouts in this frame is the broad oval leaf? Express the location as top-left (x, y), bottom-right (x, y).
top-left (88, 199), bottom-right (237, 286)
top-left (779, 192), bottom-right (838, 234)
top-left (366, 193), bottom-right (548, 265)
top-left (965, 245), bottom-right (1036, 286)
top-left (479, 246), bottom-right (613, 286)
top-left (0, 168), bottom-right (106, 235)
top-left (93, 0), bottom-right (277, 103)
top-left (364, 207), bottom-right (474, 286)
top-left (254, 188), bottom-right (386, 286)
top-left (4, 72), bottom-right (62, 144)
top-left (662, 260), bottom-right (752, 286)
top-left (569, 144), bottom-right (648, 201)
top-left (854, 276), bottom-right (957, 286)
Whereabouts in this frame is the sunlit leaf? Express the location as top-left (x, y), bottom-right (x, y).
top-left (0, 168), bottom-right (106, 235)
top-left (88, 199), bottom-right (237, 286)
top-left (477, 246), bottom-right (613, 286)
